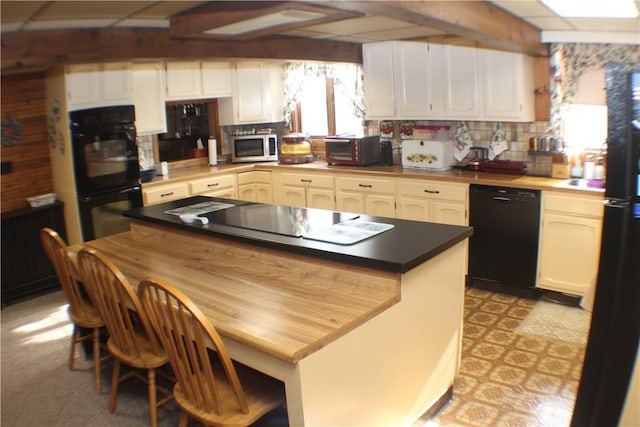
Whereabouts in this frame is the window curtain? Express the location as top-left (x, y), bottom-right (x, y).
top-left (549, 43), bottom-right (640, 135)
top-left (283, 62), bottom-right (365, 128)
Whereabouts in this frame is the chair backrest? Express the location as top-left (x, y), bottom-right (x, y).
top-left (40, 228), bottom-right (90, 316)
top-left (138, 278), bottom-right (249, 416)
top-left (77, 248), bottom-right (163, 359)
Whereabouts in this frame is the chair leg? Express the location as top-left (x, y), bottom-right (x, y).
top-left (147, 368), bottom-right (158, 427)
top-left (68, 325), bottom-right (78, 370)
top-left (178, 412), bottom-right (188, 427)
top-left (92, 328), bottom-right (101, 394)
top-left (109, 360), bottom-right (121, 413)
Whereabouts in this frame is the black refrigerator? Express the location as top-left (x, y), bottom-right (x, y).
top-left (571, 64), bottom-right (640, 426)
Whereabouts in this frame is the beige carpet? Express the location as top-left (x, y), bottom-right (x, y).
top-left (514, 300), bottom-right (591, 345)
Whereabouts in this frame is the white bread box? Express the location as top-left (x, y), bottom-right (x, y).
top-left (401, 140), bottom-right (455, 170)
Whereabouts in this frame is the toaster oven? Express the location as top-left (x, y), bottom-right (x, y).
top-left (325, 135), bottom-right (381, 166)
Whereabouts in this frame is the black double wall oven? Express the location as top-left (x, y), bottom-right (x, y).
top-left (70, 105), bottom-right (143, 241)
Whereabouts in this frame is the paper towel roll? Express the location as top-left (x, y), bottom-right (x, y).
top-left (208, 138), bottom-right (218, 166)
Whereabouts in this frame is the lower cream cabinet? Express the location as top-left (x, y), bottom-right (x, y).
top-left (537, 191), bottom-right (604, 296)
top-left (396, 179), bottom-right (468, 225)
top-left (189, 174), bottom-right (237, 199)
top-left (273, 172), bottom-right (335, 210)
top-left (237, 171), bottom-right (273, 203)
top-left (142, 182), bottom-right (189, 206)
top-left (335, 175), bottom-right (396, 218)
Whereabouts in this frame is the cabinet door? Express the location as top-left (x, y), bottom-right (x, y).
top-left (537, 213), bottom-right (603, 296)
top-left (201, 188), bottom-right (237, 199)
top-left (66, 64), bottom-right (100, 109)
top-left (278, 186), bottom-right (307, 208)
top-left (366, 194), bottom-right (396, 218)
top-left (430, 200), bottom-right (467, 226)
top-left (394, 42), bottom-right (433, 118)
top-left (237, 184), bottom-right (256, 202)
top-left (166, 61), bottom-right (202, 100)
top-left (480, 50), bottom-right (533, 121)
top-left (235, 62), bottom-right (270, 123)
top-left (255, 183), bottom-right (273, 204)
top-left (201, 61), bottom-right (232, 97)
top-left (397, 196), bottom-right (429, 221)
top-left (307, 188), bottom-right (335, 211)
top-left (439, 45), bottom-right (480, 119)
top-left (189, 174), bottom-right (235, 196)
top-left (101, 62), bottom-right (133, 105)
top-left (133, 63), bottom-right (167, 135)
top-left (336, 191), bottom-right (365, 214)
top-left (362, 42), bottom-right (396, 118)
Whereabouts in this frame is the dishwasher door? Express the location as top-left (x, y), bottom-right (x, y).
top-left (468, 184), bottom-right (541, 288)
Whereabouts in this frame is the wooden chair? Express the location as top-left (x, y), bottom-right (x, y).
top-left (40, 227), bottom-right (107, 394)
top-left (76, 248), bottom-right (172, 427)
top-left (138, 277), bottom-right (286, 427)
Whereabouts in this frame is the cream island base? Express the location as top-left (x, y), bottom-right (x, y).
top-left (79, 216), bottom-right (467, 426)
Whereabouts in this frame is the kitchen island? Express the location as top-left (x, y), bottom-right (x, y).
top-left (82, 196), bottom-right (472, 426)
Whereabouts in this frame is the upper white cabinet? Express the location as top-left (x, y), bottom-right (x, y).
top-left (433, 44), bottom-right (481, 119)
top-left (132, 63), bottom-right (167, 136)
top-left (165, 61), bottom-right (231, 100)
top-left (479, 49), bottom-right (534, 122)
top-left (362, 42), bottom-right (534, 122)
top-left (362, 42), bottom-right (396, 119)
top-left (219, 61), bottom-right (284, 125)
top-left (66, 62), bottom-right (133, 110)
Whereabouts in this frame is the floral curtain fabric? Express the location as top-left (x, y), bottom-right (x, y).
top-left (282, 62), bottom-right (365, 127)
top-left (549, 43), bottom-right (640, 134)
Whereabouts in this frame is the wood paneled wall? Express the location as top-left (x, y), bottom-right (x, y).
top-left (1, 73), bottom-right (53, 212)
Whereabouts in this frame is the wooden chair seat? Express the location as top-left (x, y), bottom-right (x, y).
top-left (40, 228), bottom-right (107, 394)
top-left (139, 277), bottom-right (286, 427)
top-left (77, 247), bottom-right (173, 427)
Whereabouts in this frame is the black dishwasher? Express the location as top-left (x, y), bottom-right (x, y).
top-left (468, 184), bottom-right (541, 290)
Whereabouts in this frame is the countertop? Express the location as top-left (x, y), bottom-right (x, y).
top-left (143, 160), bottom-right (605, 195)
top-left (124, 195), bottom-right (473, 273)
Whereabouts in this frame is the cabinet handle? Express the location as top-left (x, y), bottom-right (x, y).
top-left (300, 179), bottom-right (312, 183)
top-left (358, 184), bottom-right (372, 188)
top-left (423, 189), bottom-right (440, 194)
top-left (161, 191), bottom-right (174, 197)
top-left (207, 183), bottom-right (219, 187)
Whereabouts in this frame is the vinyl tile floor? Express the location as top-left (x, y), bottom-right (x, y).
top-left (425, 287), bottom-right (591, 427)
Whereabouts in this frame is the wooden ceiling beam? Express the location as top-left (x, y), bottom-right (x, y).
top-left (313, 0), bottom-right (549, 57)
top-left (0, 28), bottom-right (363, 75)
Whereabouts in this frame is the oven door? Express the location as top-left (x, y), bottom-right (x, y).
top-left (73, 123), bottom-right (139, 194)
top-left (326, 139), bottom-right (357, 165)
top-left (78, 185), bottom-right (143, 241)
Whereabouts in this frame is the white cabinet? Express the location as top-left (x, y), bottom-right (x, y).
top-left (142, 182), bottom-right (189, 206)
top-left (537, 191), bottom-right (604, 296)
top-left (396, 179), bottom-right (468, 226)
top-left (335, 175), bottom-right (396, 218)
top-left (237, 171), bottom-right (273, 203)
top-left (189, 174), bottom-right (237, 199)
top-left (362, 42), bottom-right (396, 119)
top-left (218, 61), bottom-right (284, 125)
top-left (394, 42), bottom-right (438, 118)
top-left (479, 50), bottom-right (534, 121)
top-left (273, 172), bottom-right (335, 210)
top-left (165, 61), bottom-right (231, 100)
top-left (132, 63), bottom-right (167, 135)
top-left (433, 44), bottom-right (481, 119)
top-left (66, 62), bottom-right (133, 110)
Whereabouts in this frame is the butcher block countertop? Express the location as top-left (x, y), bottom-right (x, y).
top-left (143, 160), bottom-right (605, 195)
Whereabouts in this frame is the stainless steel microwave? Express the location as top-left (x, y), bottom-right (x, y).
top-left (231, 134), bottom-right (278, 163)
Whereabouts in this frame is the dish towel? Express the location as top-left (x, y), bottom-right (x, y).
top-left (453, 122), bottom-right (472, 162)
top-left (489, 122), bottom-right (509, 160)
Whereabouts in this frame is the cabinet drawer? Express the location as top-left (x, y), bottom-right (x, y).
top-left (190, 174), bottom-right (235, 194)
top-left (280, 172), bottom-right (334, 188)
top-left (398, 179), bottom-right (467, 201)
top-left (143, 183), bottom-right (189, 205)
top-left (543, 192), bottom-right (604, 218)
top-left (237, 171), bottom-right (272, 185)
top-left (335, 176), bottom-right (395, 193)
